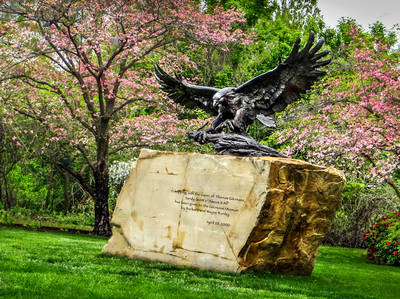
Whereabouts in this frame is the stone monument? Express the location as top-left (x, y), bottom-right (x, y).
top-left (103, 149), bottom-right (344, 275)
top-left (103, 32), bottom-right (344, 275)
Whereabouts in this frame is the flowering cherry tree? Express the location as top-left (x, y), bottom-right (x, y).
top-left (278, 29), bottom-right (400, 199)
top-left (0, 0), bottom-right (249, 235)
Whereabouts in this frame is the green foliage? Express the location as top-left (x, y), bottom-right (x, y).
top-left (323, 18), bottom-right (360, 52)
top-left (324, 181), bottom-right (398, 248)
top-left (7, 162), bottom-right (48, 210)
top-left (214, 65), bottom-right (234, 88)
top-left (3, 157), bottom-right (89, 215)
top-left (369, 21), bottom-right (398, 50)
top-left (1, 1), bottom-right (398, 246)
top-left (1, 228), bottom-right (400, 298)
top-left (205, 0), bottom-right (276, 27)
top-left (342, 181), bottom-right (365, 202)
top-left (0, 208), bottom-right (94, 231)
top-left (198, 0), bottom-right (326, 87)
top-left (51, 211), bottom-right (94, 227)
top-left (247, 120), bottom-right (272, 142)
top-left (365, 211), bottom-right (400, 266)
top-left (233, 22), bottom-right (325, 84)
top-left (275, 20), bottom-right (400, 248)
top-left (206, 0), bottom-right (322, 30)
top-left (0, 208), bottom-right (14, 225)
top-left (323, 18), bottom-right (398, 59)
top-left (194, 108), bottom-right (211, 120)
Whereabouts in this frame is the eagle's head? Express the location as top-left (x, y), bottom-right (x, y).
top-left (212, 87), bottom-right (235, 108)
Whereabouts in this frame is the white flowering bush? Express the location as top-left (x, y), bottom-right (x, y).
top-left (109, 159), bottom-right (137, 205)
top-left (109, 159), bottom-right (136, 190)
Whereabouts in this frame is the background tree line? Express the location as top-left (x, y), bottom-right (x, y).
top-left (0, 0), bottom-right (398, 246)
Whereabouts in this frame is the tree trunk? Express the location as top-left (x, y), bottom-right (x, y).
top-left (93, 169), bottom-right (111, 236)
top-left (387, 180), bottom-right (400, 201)
top-left (62, 171), bottom-right (71, 214)
top-left (0, 175), bottom-right (3, 208)
top-left (43, 169), bottom-right (55, 211)
top-left (1, 172), bottom-right (11, 209)
top-left (93, 117), bottom-right (112, 236)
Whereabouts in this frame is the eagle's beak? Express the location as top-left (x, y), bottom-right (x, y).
top-left (213, 98), bottom-right (219, 108)
top-left (213, 95), bottom-right (223, 108)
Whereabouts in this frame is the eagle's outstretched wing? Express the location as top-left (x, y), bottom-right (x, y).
top-left (155, 64), bottom-right (220, 115)
top-left (234, 31), bottom-right (330, 115)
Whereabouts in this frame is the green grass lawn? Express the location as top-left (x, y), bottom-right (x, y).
top-left (1, 227), bottom-right (399, 299)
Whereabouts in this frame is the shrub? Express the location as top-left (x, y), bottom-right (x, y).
top-left (323, 181), bottom-right (397, 248)
top-left (0, 208), bottom-right (15, 225)
top-left (364, 211), bottom-right (400, 265)
top-left (109, 159), bottom-right (137, 212)
top-left (109, 160), bottom-right (137, 194)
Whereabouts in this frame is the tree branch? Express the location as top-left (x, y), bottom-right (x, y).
top-left (76, 144), bottom-right (95, 174)
top-left (109, 144), bottom-right (148, 155)
top-left (386, 180), bottom-right (400, 200)
top-left (13, 107), bottom-right (45, 122)
top-left (57, 162), bottom-right (95, 197)
top-left (4, 74), bottom-right (97, 136)
top-left (111, 98), bottom-right (138, 116)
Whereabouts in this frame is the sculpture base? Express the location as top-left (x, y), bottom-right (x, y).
top-left (187, 131), bottom-right (286, 157)
top-left (103, 149), bottom-right (344, 275)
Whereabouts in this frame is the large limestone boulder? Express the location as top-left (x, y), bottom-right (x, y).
top-left (103, 149), bottom-right (344, 275)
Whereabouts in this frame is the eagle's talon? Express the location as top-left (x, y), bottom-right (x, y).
top-left (204, 128), bottom-right (216, 134)
top-left (192, 131), bottom-right (207, 144)
top-left (227, 120), bottom-right (236, 131)
top-left (215, 119), bottom-right (239, 133)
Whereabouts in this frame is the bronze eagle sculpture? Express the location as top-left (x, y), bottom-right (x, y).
top-left (155, 32), bottom-right (330, 157)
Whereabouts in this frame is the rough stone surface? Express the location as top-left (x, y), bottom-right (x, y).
top-left (103, 149), bottom-right (345, 275)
